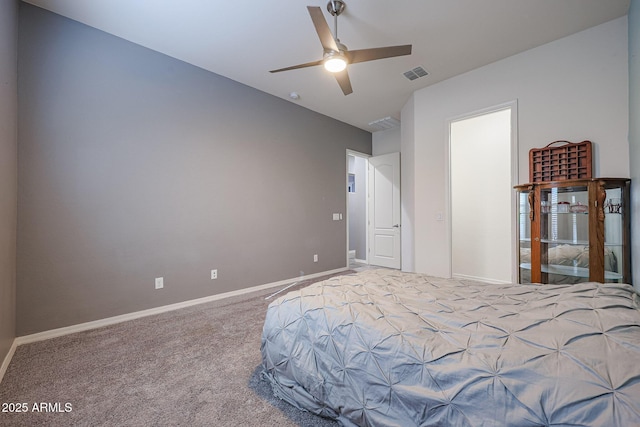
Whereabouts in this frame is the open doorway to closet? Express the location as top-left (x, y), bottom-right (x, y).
top-left (449, 102), bottom-right (518, 283)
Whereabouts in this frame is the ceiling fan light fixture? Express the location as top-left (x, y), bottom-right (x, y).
top-left (269, 2), bottom-right (412, 95)
top-left (324, 53), bottom-right (348, 72)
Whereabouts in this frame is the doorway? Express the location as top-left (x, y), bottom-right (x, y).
top-left (347, 151), bottom-right (369, 267)
top-left (346, 150), bottom-right (402, 270)
top-left (449, 102), bottom-right (518, 283)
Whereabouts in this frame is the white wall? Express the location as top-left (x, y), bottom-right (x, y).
top-left (372, 127), bottom-right (401, 156)
top-left (401, 97), bottom-right (415, 272)
top-left (403, 17), bottom-right (629, 277)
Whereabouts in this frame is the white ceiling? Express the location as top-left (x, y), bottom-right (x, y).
top-left (24, 0), bottom-right (630, 132)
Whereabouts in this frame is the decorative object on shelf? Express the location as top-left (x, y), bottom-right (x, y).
top-left (529, 140), bottom-right (592, 183)
top-left (557, 201), bottom-right (570, 213)
top-left (515, 178), bottom-right (631, 285)
top-left (569, 202), bottom-right (588, 213)
top-left (607, 198), bottom-right (622, 214)
top-left (540, 200), bottom-right (550, 214)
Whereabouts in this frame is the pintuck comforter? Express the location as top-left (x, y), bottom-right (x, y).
top-left (260, 269), bottom-right (640, 427)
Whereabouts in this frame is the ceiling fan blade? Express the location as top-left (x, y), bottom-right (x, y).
top-left (269, 59), bottom-right (324, 73)
top-left (347, 45), bottom-right (412, 64)
top-left (307, 6), bottom-right (339, 52)
top-left (334, 69), bottom-right (353, 95)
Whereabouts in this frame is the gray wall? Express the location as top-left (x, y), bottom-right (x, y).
top-left (17, 4), bottom-right (371, 335)
top-left (630, 0), bottom-right (639, 290)
top-left (0, 0), bottom-right (18, 365)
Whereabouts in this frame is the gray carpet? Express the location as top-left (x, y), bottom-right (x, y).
top-left (0, 272), bottom-right (353, 426)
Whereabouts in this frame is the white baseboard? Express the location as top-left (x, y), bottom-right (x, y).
top-left (0, 339), bottom-right (17, 384)
top-left (452, 273), bottom-right (511, 285)
top-left (354, 258), bottom-right (367, 264)
top-left (14, 267), bottom-right (349, 347)
top-left (348, 250), bottom-right (356, 259)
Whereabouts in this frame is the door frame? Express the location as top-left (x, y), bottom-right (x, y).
top-left (346, 149), bottom-right (371, 268)
top-left (446, 100), bottom-right (519, 282)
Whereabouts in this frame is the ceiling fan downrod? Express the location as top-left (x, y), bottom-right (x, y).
top-left (327, 0), bottom-right (346, 41)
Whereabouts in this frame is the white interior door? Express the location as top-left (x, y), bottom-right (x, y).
top-left (368, 152), bottom-right (401, 269)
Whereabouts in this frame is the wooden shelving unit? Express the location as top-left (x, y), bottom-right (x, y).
top-left (529, 140), bottom-right (592, 182)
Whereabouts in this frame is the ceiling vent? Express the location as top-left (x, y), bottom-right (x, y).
top-left (368, 116), bottom-right (400, 132)
top-left (403, 66), bottom-right (429, 81)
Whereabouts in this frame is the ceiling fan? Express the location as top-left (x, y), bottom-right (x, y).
top-left (269, 0), bottom-right (412, 95)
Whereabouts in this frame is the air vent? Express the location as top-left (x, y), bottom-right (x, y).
top-left (368, 117), bottom-right (400, 132)
top-left (403, 66), bottom-right (429, 81)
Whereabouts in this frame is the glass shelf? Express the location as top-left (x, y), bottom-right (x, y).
top-left (520, 263), bottom-right (623, 280)
top-left (519, 238), bottom-right (623, 247)
top-left (542, 239), bottom-right (587, 245)
top-left (540, 212), bottom-right (589, 215)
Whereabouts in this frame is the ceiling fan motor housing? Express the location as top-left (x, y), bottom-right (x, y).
top-left (325, 41), bottom-right (349, 56)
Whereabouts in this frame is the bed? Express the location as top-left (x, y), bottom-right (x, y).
top-left (261, 269), bottom-right (640, 426)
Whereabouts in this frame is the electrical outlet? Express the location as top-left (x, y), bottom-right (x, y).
top-left (313, 254), bottom-right (318, 263)
top-left (155, 277), bottom-right (164, 289)
top-left (211, 269), bottom-right (218, 280)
